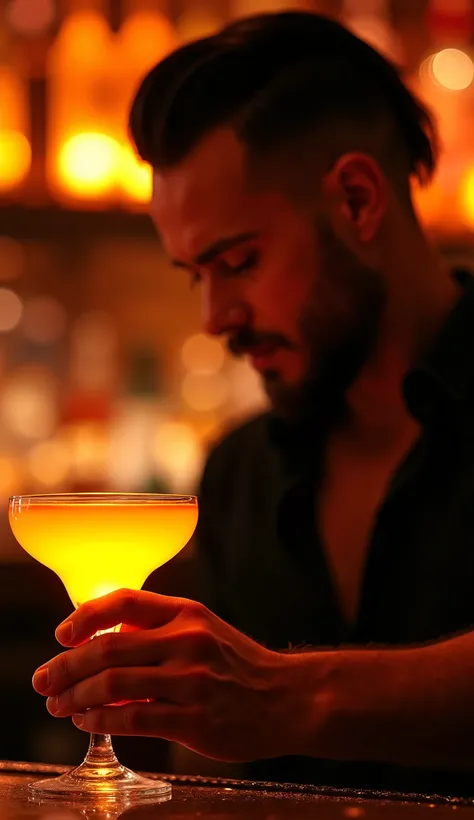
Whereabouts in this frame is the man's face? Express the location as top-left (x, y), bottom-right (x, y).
top-left (151, 128), bottom-right (385, 422)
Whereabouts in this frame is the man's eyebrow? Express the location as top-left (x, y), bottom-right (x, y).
top-left (171, 232), bottom-right (259, 269)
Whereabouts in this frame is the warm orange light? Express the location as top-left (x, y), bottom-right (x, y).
top-left (461, 167), bottom-right (474, 225)
top-left (119, 145), bottom-right (152, 203)
top-left (412, 179), bottom-right (445, 226)
top-left (232, 0), bottom-right (302, 13)
top-left (176, 8), bottom-right (222, 41)
top-left (28, 439), bottom-right (71, 488)
top-left (0, 64), bottom-right (30, 190)
top-left (119, 11), bottom-right (175, 68)
top-left (0, 456), bottom-right (24, 500)
top-left (10, 497), bottom-right (198, 607)
top-left (47, 11), bottom-right (117, 203)
top-left (7, 0), bottom-right (55, 36)
top-left (0, 130), bottom-right (31, 190)
top-left (57, 132), bottom-right (120, 197)
top-left (431, 48), bottom-right (474, 91)
top-left (181, 334), bottom-right (226, 375)
top-left (50, 11), bottom-right (112, 72)
top-left (115, 11), bottom-right (175, 206)
top-left (153, 421), bottom-right (203, 492)
top-left (181, 372), bottom-right (229, 412)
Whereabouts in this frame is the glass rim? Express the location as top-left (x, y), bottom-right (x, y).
top-left (9, 492), bottom-right (197, 505)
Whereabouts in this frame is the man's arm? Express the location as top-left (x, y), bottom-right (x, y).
top-left (300, 633), bottom-right (474, 771)
top-left (31, 590), bottom-right (474, 773)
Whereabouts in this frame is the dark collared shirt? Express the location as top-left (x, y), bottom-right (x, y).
top-left (196, 272), bottom-right (474, 795)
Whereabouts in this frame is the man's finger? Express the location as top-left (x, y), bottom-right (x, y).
top-left (72, 701), bottom-right (197, 743)
top-left (33, 630), bottom-right (165, 696)
top-left (46, 667), bottom-right (182, 716)
top-left (55, 589), bottom-right (189, 645)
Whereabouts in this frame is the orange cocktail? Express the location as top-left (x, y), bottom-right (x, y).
top-left (10, 495), bottom-right (198, 607)
top-left (8, 493), bottom-right (198, 804)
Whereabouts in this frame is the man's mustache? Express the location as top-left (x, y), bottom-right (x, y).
top-left (227, 327), bottom-right (292, 357)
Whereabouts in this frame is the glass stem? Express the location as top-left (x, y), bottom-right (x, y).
top-left (81, 627), bottom-right (122, 770)
top-left (85, 733), bottom-right (119, 767)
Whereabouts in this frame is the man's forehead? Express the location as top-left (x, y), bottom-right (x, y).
top-left (152, 129), bottom-right (246, 208)
top-left (150, 129), bottom-right (261, 261)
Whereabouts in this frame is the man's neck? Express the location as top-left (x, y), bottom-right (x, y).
top-left (344, 245), bottom-right (461, 453)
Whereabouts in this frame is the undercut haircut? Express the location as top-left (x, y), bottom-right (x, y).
top-left (129, 11), bottom-right (437, 201)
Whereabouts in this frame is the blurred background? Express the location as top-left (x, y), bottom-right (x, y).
top-left (1, 0), bottom-right (474, 772)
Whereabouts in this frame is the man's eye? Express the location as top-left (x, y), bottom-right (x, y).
top-left (223, 249), bottom-right (258, 274)
top-left (188, 250), bottom-right (258, 289)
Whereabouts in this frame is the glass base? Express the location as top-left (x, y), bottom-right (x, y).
top-left (28, 758), bottom-right (172, 803)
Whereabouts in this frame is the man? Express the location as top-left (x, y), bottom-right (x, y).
top-left (33, 11), bottom-right (474, 793)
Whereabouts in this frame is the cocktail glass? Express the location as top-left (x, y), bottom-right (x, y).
top-left (9, 492), bottom-right (198, 803)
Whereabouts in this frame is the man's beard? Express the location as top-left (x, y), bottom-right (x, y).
top-left (229, 222), bottom-right (386, 430)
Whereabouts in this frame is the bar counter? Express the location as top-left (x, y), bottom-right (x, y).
top-left (1, 761), bottom-right (472, 819)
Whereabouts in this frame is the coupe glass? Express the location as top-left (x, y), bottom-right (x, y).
top-left (9, 493), bottom-right (198, 803)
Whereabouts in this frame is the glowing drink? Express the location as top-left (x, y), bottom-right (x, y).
top-left (10, 496), bottom-right (198, 607)
top-left (9, 493), bottom-right (198, 804)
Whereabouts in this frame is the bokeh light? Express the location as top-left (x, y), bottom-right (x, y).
top-left (28, 439), bottom-right (71, 488)
top-left (57, 132), bottom-right (120, 198)
top-left (120, 145), bottom-right (152, 204)
top-left (21, 296), bottom-right (67, 344)
top-left (0, 455), bottom-right (24, 501)
top-left (181, 372), bottom-right (229, 412)
top-left (70, 311), bottom-right (118, 391)
top-left (412, 178), bottom-right (446, 227)
top-left (227, 360), bottom-right (268, 415)
top-left (119, 10), bottom-right (175, 66)
top-left (0, 131), bottom-right (31, 191)
top-left (65, 422), bottom-right (108, 483)
top-left (0, 289), bottom-right (23, 332)
top-left (181, 334), bottom-right (226, 375)
top-left (107, 402), bottom-right (160, 490)
top-left (431, 48), bottom-right (474, 91)
top-left (0, 368), bottom-right (58, 441)
top-left (6, 0), bottom-right (56, 36)
top-left (153, 421), bottom-right (203, 492)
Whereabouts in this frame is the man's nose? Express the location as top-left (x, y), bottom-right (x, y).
top-left (201, 284), bottom-right (249, 337)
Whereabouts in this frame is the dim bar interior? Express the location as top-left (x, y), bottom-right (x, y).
top-left (1, 0), bottom-right (474, 785)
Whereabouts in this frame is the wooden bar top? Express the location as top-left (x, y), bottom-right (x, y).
top-left (1, 761), bottom-right (472, 819)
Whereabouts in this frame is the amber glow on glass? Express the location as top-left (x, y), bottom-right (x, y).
top-left (9, 496), bottom-right (198, 607)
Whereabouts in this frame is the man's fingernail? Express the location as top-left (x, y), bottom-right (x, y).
top-left (56, 620), bottom-right (74, 643)
top-left (47, 696), bottom-right (59, 715)
top-left (73, 714), bottom-right (84, 728)
top-left (32, 666), bottom-right (49, 692)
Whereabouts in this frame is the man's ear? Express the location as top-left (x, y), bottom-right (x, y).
top-left (321, 152), bottom-right (387, 244)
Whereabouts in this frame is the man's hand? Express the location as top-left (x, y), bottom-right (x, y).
top-left (31, 589), bottom-right (474, 770)
top-left (32, 589), bottom-right (316, 762)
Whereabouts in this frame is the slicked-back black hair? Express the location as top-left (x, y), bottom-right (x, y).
top-left (129, 11), bottom-right (437, 186)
